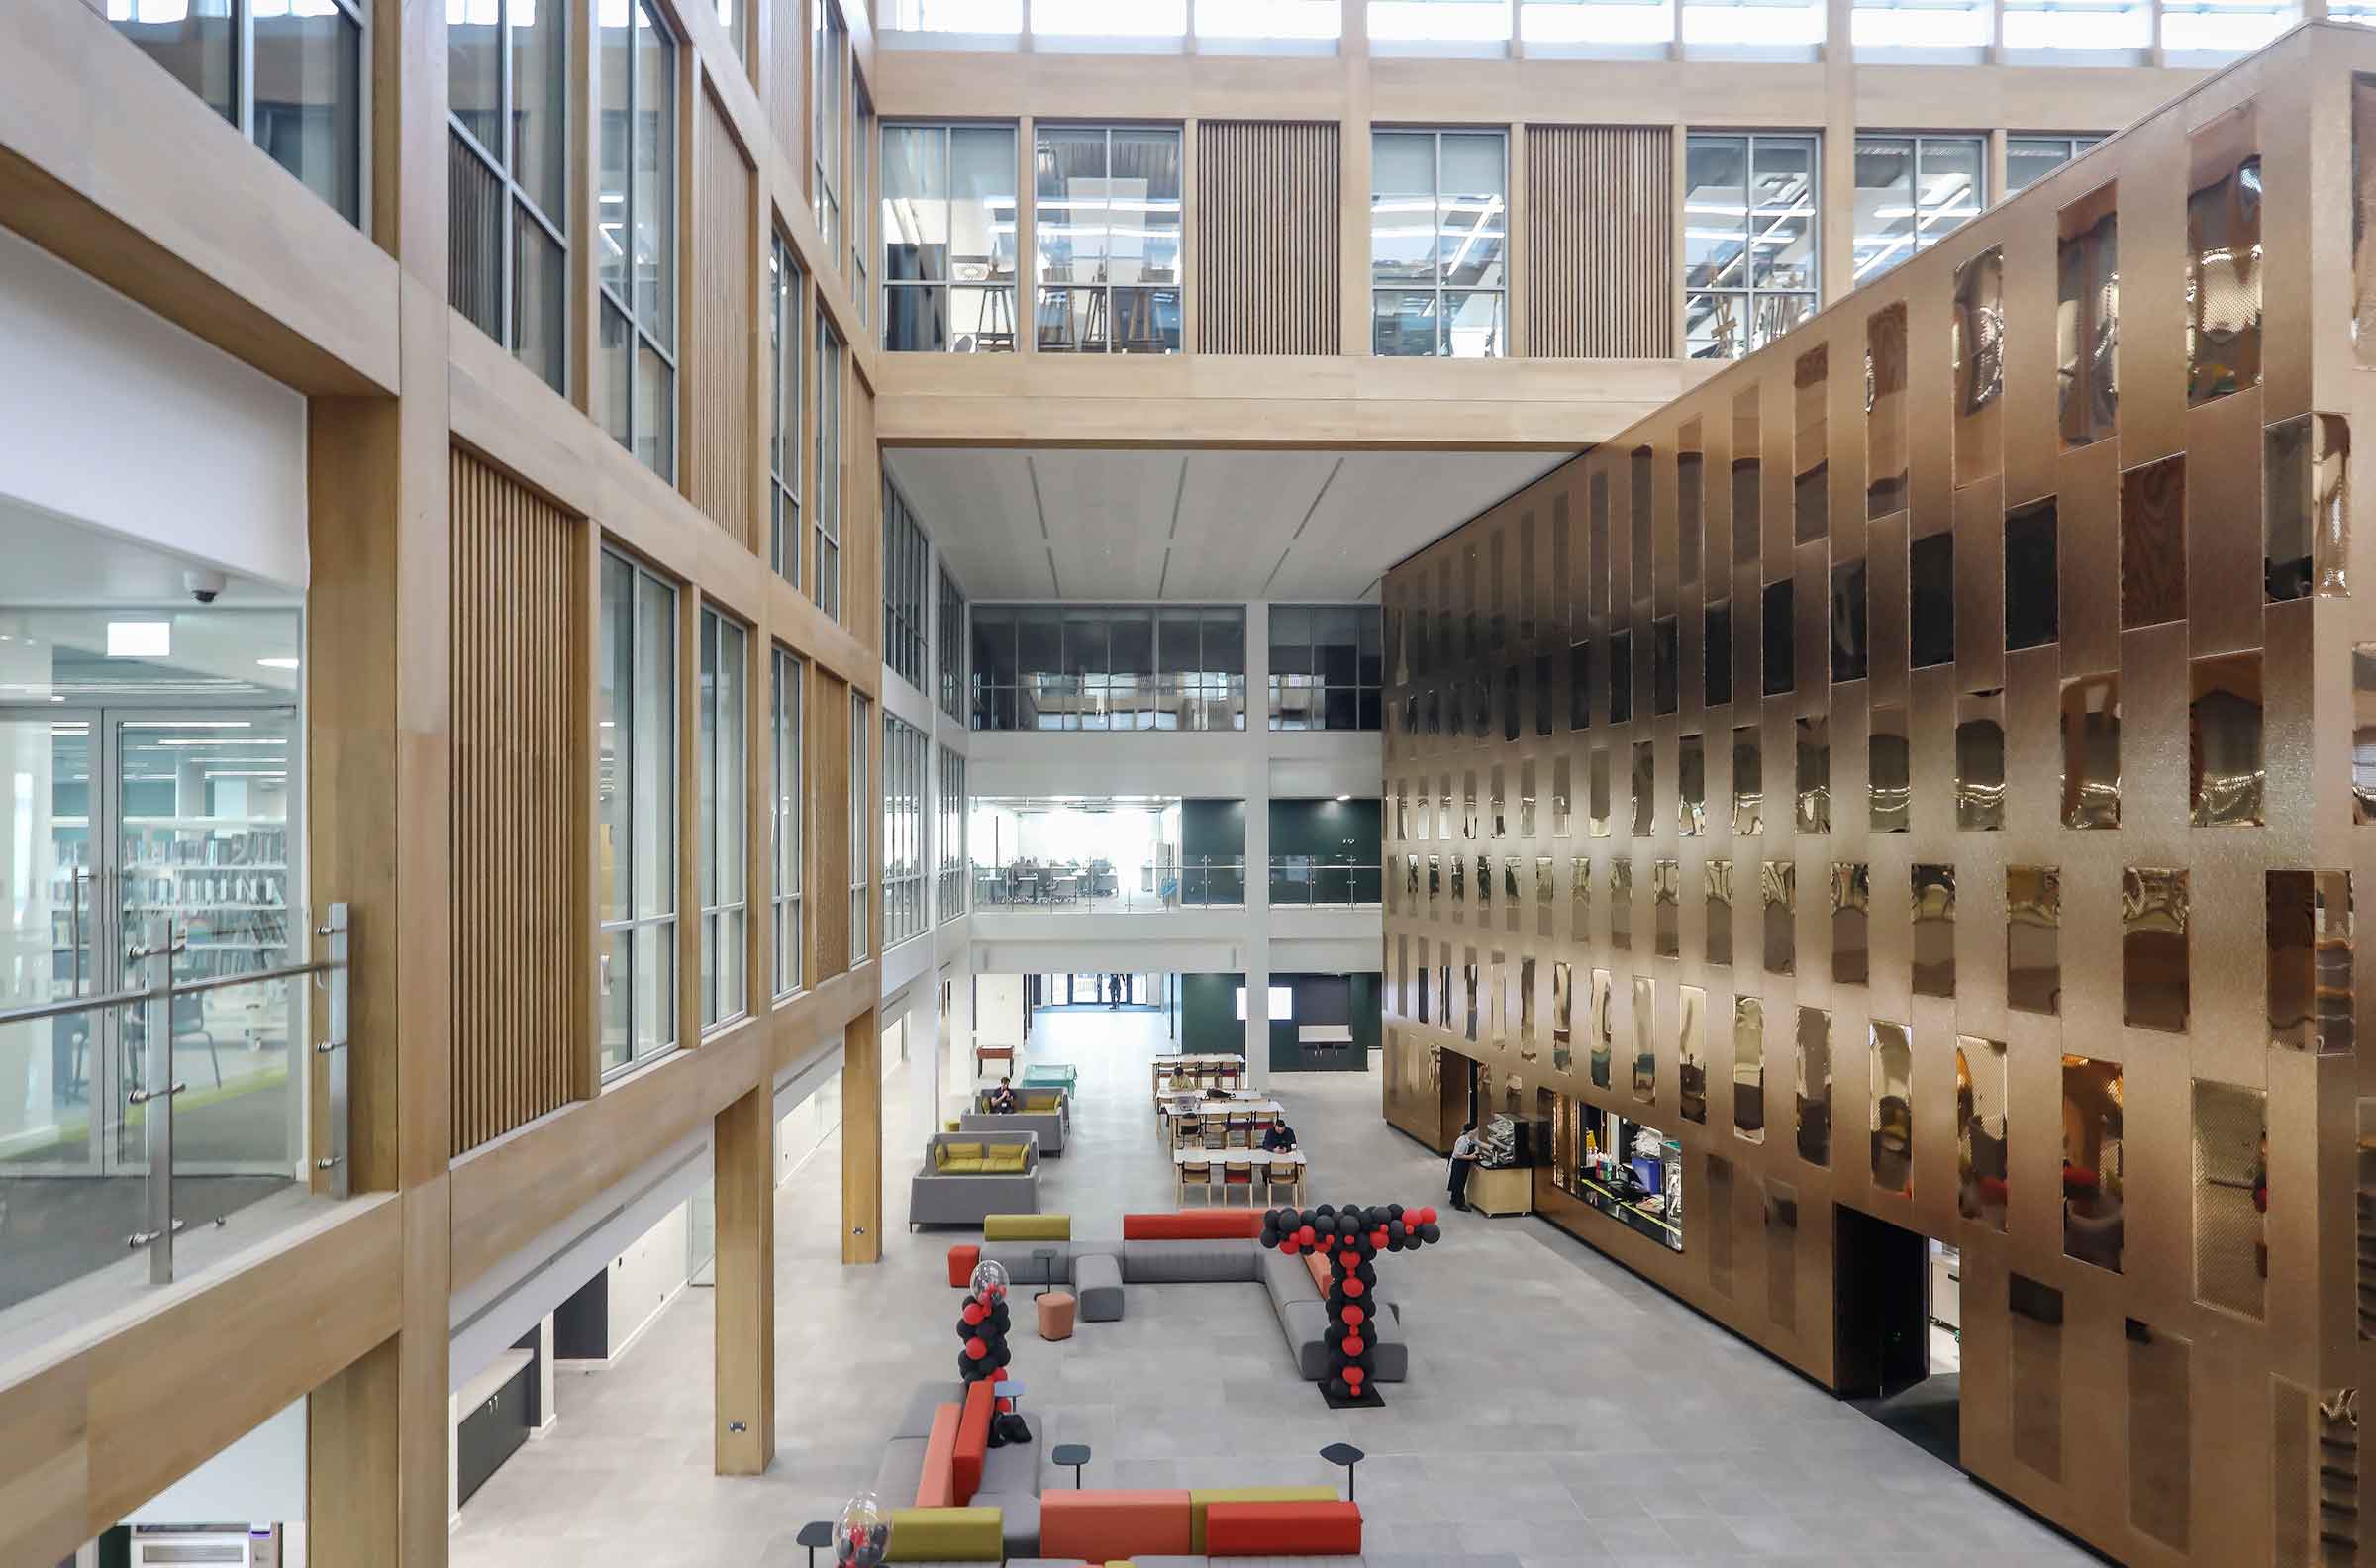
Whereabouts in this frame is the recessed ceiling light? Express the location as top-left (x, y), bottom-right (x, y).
top-left (1336, 794), bottom-right (1351, 802)
top-left (256, 656), bottom-right (300, 670)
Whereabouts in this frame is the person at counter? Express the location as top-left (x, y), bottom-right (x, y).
top-left (1447, 1123), bottom-right (1480, 1212)
top-left (986, 1077), bottom-right (1021, 1114)
top-left (1262, 1115), bottom-right (1298, 1153)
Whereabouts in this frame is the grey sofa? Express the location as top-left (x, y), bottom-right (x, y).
top-left (909, 1130), bottom-right (1040, 1229)
top-left (960, 1236), bottom-right (1406, 1382)
top-left (875, 1379), bottom-right (1051, 1557)
top-left (958, 1089), bottom-right (1069, 1156)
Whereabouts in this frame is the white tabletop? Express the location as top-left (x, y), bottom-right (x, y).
top-left (1172, 1146), bottom-right (1306, 1167)
top-left (1161, 1098), bottom-right (1285, 1120)
top-left (1154, 1054), bottom-right (1246, 1067)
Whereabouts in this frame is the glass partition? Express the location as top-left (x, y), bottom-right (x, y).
top-left (969, 796), bottom-right (1251, 909)
top-left (970, 604), bottom-right (1243, 730)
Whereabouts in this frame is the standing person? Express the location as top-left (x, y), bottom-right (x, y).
top-left (1447, 1123), bottom-right (1480, 1212)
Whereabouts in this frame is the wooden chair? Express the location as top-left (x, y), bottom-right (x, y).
top-left (1221, 1156), bottom-right (1254, 1206)
top-left (1224, 1113), bottom-right (1252, 1149)
top-left (1265, 1154), bottom-right (1302, 1206)
top-left (1178, 1154), bottom-right (1212, 1205)
top-left (1202, 1116), bottom-right (1228, 1151)
top-left (1173, 1113), bottom-right (1201, 1150)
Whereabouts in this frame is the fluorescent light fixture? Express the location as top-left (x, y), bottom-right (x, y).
top-left (155, 737), bottom-right (285, 746)
top-left (1235, 984), bottom-right (1294, 1021)
top-left (205, 769), bottom-right (289, 778)
top-left (107, 621), bottom-right (171, 658)
top-left (122, 720), bottom-right (250, 729)
top-left (1336, 793), bottom-right (1351, 802)
top-left (256, 656), bottom-right (301, 670)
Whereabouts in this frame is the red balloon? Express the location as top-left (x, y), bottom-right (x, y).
top-left (1344, 1366), bottom-right (1364, 1386)
top-left (1298, 1225), bottom-right (1316, 1245)
top-left (1372, 1229), bottom-right (1389, 1249)
top-left (962, 1302), bottom-right (986, 1325)
top-left (1343, 1277), bottom-right (1365, 1298)
top-left (1341, 1305), bottom-right (1366, 1326)
top-left (1342, 1334), bottom-right (1364, 1355)
top-left (964, 1336), bottom-right (988, 1359)
top-left (1277, 1239), bottom-right (1298, 1254)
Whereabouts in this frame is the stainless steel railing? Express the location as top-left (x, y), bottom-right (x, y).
top-left (0, 903), bottom-right (350, 1284)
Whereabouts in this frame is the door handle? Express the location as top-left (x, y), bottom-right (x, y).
top-left (599, 952), bottom-right (613, 996)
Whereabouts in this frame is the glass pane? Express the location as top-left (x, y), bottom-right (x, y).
top-left (1438, 132), bottom-right (1507, 287)
top-left (634, 2), bottom-right (677, 348)
top-left (635, 919), bottom-right (674, 1054)
top-left (1372, 132), bottom-right (1438, 283)
top-left (2009, 136), bottom-right (2086, 194)
top-left (1444, 289), bottom-right (1504, 357)
top-left (1371, 0), bottom-right (1514, 39)
top-left (1373, 288), bottom-right (1442, 355)
top-left (952, 126), bottom-right (1020, 282)
top-left (1751, 136), bottom-right (1818, 292)
top-left (515, 0), bottom-right (570, 220)
top-left (698, 614), bottom-right (719, 910)
top-left (599, 299), bottom-right (633, 449)
top-left (720, 623), bottom-right (744, 905)
top-left (883, 124), bottom-right (950, 283)
top-left (1200, 0), bottom-right (1340, 35)
top-left (951, 285), bottom-right (1018, 351)
top-left (599, 0), bottom-right (633, 298)
top-left (1684, 135), bottom-right (1749, 289)
top-left (111, 0), bottom-right (236, 123)
top-left (449, 0), bottom-right (504, 153)
top-left (1918, 137), bottom-right (1985, 248)
top-left (599, 554), bottom-right (633, 922)
top-left (0, 719), bottom-right (90, 1183)
top-left (449, 135), bottom-right (506, 343)
top-left (1037, 126), bottom-right (1110, 283)
top-left (1685, 291), bottom-right (1744, 359)
top-left (1753, 293), bottom-right (1816, 350)
top-left (1113, 128), bottom-right (1182, 285)
top-left (253, 4), bottom-right (364, 224)
top-left (515, 204), bottom-right (568, 394)
top-left (884, 283), bottom-right (944, 350)
top-left (636, 337), bottom-right (674, 479)
top-left (1036, 0), bottom-right (1186, 29)
top-left (600, 928), bottom-right (632, 1071)
top-left (634, 571), bottom-right (675, 922)
top-left (1852, 135), bottom-right (1917, 282)
top-left (1036, 285), bottom-right (1103, 352)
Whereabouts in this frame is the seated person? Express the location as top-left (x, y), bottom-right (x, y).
top-left (1261, 1115), bottom-right (1298, 1152)
top-left (986, 1077), bottom-right (1021, 1114)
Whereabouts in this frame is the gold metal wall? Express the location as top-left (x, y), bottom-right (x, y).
top-left (1381, 27), bottom-right (2376, 1565)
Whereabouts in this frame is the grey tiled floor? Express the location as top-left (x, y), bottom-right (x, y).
top-left (448, 1008), bottom-right (2100, 1567)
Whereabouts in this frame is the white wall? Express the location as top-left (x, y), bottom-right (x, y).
top-left (0, 226), bottom-right (308, 590)
top-left (124, 1399), bottom-right (307, 1526)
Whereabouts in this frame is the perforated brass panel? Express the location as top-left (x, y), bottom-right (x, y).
top-left (1376, 33), bottom-right (2376, 1564)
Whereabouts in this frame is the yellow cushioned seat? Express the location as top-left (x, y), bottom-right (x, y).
top-left (985, 1145), bottom-right (1029, 1173)
top-left (1187, 1486), bottom-right (1341, 1551)
top-left (943, 1141), bottom-right (986, 1162)
top-left (939, 1158), bottom-right (988, 1174)
top-left (984, 1213), bottom-right (1070, 1241)
top-left (883, 1506), bottom-right (1003, 1562)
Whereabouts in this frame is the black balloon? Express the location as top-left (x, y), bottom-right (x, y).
top-left (1419, 1222), bottom-right (1440, 1243)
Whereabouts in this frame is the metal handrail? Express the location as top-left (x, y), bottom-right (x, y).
top-left (0, 955), bottom-right (338, 1028)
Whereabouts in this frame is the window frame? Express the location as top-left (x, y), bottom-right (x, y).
top-left (1032, 122), bottom-right (1186, 355)
top-left (937, 742), bottom-right (967, 921)
top-left (697, 607), bottom-right (749, 1033)
top-left (446, 0), bottom-right (569, 391)
top-left (1268, 603), bottom-right (1385, 731)
top-left (966, 602), bottom-right (1245, 732)
top-left (880, 120), bottom-right (1025, 353)
top-left (109, 0), bottom-right (371, 226)
top-left (2006, 133), bottom-right (2109, 194)
top-left (936, 564), bottom-right (968, 721)
top-left (1369, 126), bottom-right (1510, 358)
top-left (771, 646), bottom-right (806, 999)
top-left (883, 480), bottom-right (930, 691)
top-left (598, 547), bottom-right (680, 1079)
top-left (597, 0), bottom-right (680, 478)
top-left (1850, 132), bottom-right (1987, 284)
top-left (814, 0), bottom-right (848, 252)
top-left (1683, 129), bottom-right (1821, 361)
top-left (768, 232), bottom-right (805, 587)
top-left (852, 76), bottom-right (875, 325)
top-left (883, 715), bottom-right (928, 948)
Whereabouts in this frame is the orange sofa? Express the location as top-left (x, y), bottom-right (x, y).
top-left (1204, 1499), bottom-right (1364, 1555)
top-left (1039, 1489), bottom-right (1195, 1559)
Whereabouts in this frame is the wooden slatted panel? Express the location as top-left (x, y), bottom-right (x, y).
top-left (1195, 121), bottom-right (1339, 355)
top-left (692, 93), bottom-right (758, 551)
top-left (1524, 125), bottom-right (1674, 359)
top-left (765, 2), bottom-right (804, 173)
top-left (451, 449), bottom-right (580, 1156)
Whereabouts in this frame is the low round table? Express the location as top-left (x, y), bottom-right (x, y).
top-left (1051, 1442), bottom-right (1092, 1487)
top-left (795, 1520), bottom-right (833, 1566)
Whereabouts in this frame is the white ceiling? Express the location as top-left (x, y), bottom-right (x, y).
top-left (0, 494), bottom-right (299, 606)
top-left (884, 447), bottom-right (1575, 602)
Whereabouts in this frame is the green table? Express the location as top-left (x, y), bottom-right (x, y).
top-left (1022, 1063), bottom-right (1077, 1091)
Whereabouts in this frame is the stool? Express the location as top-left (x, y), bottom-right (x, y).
top-left (1037, 1290), bottom-right (1077, 1341)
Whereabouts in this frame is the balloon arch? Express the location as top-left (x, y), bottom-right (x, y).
top-left (1262, 1202), bottom-right (1444, 1408)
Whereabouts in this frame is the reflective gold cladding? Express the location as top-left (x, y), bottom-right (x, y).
top-left (1375, 30), bottom-right (2376, 1565)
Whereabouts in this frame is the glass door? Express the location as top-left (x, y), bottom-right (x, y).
top-left (114, 711), bottom-right (301, 1177)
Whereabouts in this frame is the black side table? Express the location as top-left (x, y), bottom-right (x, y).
top-left (1320, 1441), bottom-right (1366, 1501)
top-left (795, 1520), bottom-right (833, 1566)
top-left (1051, 1441), bottom-right (1092, 1487)
top-left (1032, 1246), bottom-right (1060, 1297)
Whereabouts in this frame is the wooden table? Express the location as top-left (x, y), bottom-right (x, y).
top-left (1172, 1146), bottom-right (1307, 1204)
top-left (1469, 1164), bottom-right (1534, 1217)
top-left (1150, 1055), bottom-right (1245, 1101)
top-left (1160, 1097), bottom-right (1284, 1122)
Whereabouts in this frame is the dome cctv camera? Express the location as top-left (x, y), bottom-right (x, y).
top-left (183, 569), bottom-right (227, 605)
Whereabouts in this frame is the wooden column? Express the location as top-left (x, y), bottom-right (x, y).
top-left (306, 0), bottom-right (454, 1557)
top-left (713, 1082), bottom-right (777, 1473)
top-left (842, 1006), bottom-right (882, 1263)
